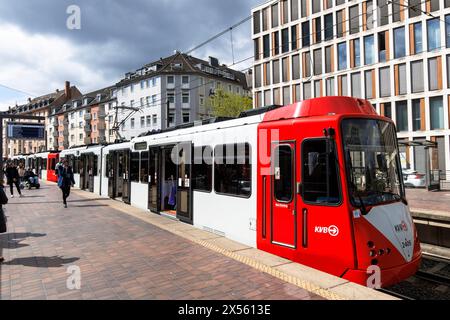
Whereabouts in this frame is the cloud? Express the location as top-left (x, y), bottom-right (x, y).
top-left (0, 0), bottom-right (262, 110)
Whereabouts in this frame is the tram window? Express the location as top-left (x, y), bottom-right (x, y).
top-left (302, 139), bottom-right (341, 205)
top-left (193, 146), bottom-right (212, 192)
top-left (274, 145), bottom-right (293, 202)
top-left (93, 155), bottom-right (99, 176)
top-left (74, 157), bottom-right (80, 174)
top-left (105, 154), bottom-right (112, 178)
top-left (140, 151), bottom-right (149, 184)
top-left (42, 159), bottom-right (47, 170)
top-left (130, 152), bottom-right (140, 182)
top-left (214, 143), bottom-right (251, 198)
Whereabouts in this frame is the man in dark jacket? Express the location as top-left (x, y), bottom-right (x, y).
top-left (4, 161), bottom-right (22, 198)
top-left (59, 159), bottom-right (75, 208)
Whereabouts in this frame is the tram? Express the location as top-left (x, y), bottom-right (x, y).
top-left (20, 97), bottom-right (422, 287)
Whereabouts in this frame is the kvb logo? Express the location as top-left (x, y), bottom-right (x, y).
top-left (314, 225), bottom-right (340, 237)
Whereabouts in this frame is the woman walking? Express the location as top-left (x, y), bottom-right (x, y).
top-left (5, 161), bottom-right (22, 198)
top-left (58, 159), bottom-right (75, 208)
top-left (0, 179), bottom-right (9, 263)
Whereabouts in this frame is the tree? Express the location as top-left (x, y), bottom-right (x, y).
top-left (208, 88), bottom-right (253, 118)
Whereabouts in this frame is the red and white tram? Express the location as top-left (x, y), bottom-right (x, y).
top-left (29, 96), bottom-right (420, 287)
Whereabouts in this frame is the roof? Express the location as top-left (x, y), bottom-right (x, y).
top-left (116, 52), bottom-right (249, 90)
top-left (53, 86), bottom-right (115, 116)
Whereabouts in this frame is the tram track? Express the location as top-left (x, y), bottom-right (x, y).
top-left (383, 253), bottom-right (450, 300)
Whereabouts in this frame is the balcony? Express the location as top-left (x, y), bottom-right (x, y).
top-left (84, 124), bottom-right (92, 133)
top-left (63, 128), bottom-right (69, 136)
top-left (97, 122), bottom-right (106, 131)
top-left (52, 141), bottom-right (59, 149)
top-left (84, 137), bottom-right (91, 145)
top-left (52, 131), bottom-right (59, 138)
top-left (98, 111), bottom-right (106, 119)
top-left (63, 141), bottom-right (70, 149)
top-left (84, 113), bottom-right (92, 121)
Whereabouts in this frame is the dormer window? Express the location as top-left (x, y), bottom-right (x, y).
top-left (172, 63), bottom-right (183, 69)
top-left (84, 98), bottom-right (89, 105)
top-left (96, 94), bottom-right (102, 101)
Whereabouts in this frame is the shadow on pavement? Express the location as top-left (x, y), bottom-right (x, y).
top-left (0, 233), bottom-right (47, 250)
top-left (1, 256), bottom-right (79, 268)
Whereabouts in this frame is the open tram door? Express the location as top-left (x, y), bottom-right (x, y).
top-left (176, 142), bottom-right (193, 224)
top-left (83, 153), bottom-right (95, 193)
top-left (119, 150), bottom-right (131, 204)
top-left (79, 155), bottom-right (86, 190)
top-left (107, 152), bottom-right (115, 199)
top-left (148, 146), bottom-right (161, 213)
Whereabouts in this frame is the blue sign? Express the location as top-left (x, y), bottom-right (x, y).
top-left (7, 123), bottom-right (46, 140)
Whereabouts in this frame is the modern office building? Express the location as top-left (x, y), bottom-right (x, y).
top-left (252, 0), bottom-right (450, 177)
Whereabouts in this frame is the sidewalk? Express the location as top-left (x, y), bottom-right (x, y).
top-left (406, 188), bottom-right (450, 218)
top-left (0, 183), bottom-right (323, 300)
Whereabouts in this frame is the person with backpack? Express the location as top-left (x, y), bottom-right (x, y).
top-left (58, 159), bottom-right (75, 208)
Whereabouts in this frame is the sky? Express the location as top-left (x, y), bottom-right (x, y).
top-left (0, 0), bottom-right (263, 111)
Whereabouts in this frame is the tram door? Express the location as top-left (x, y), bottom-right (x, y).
top-left (121, 150), bottom-right (131, 204)
top-left (107, 153), bottom-right (115, 198)
top-left (176, 143), bottom-right (193, 224)
top-left (148, 147), bottom-right (160, 213)
top-left (87, 154), bottom-right (95, 193)
top-left (270, 142), bottom-right (297, 248)
top-left (79, 155), bottom-right (86, 190)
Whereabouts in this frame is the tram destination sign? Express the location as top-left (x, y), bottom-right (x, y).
top-left (7, 122), bottom-right (46, 140)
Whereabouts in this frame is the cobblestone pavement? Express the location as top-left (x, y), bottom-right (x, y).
top-left (0, 183), bottom-right (323, 300)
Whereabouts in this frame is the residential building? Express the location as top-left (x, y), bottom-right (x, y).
top-left (2, 81), bottom-right (81, 158)
top-left (114, 51), bottom-right (250, 140)
top-left (252, 0), bottom-right (450, 177)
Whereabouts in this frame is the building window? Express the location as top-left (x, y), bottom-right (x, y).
top-left (182, 76), bottom-right (189, 84)
top-left (262, 7), bottom-right (269, 31)
top-left (314, 80), bottom-right (322, 97)
top-left (301, 22), bottom-right (310, 48)
top-left (312, 0), bottom-right (320, 13)
top-left (152, 115), bottom-right (157, 125)
top-left (254, 39), bottom-right (260, 60)
top-left (446, 15), bottom-right (450, 48)
top-left (182, 92), bottom-right (190, 104)
top-left (264, 90), bottom-right (271, 105)
top-left (271, 3), bottom-right (279, 28)
top-left (282, 28), bottom-right (289, 53)
top-left (384, 102), bottom-right (392, 119)
top-left (364, 35), bottom-right (375, 65)
top-left (351, 72), bottom-right (361, 98)
top-left (379, 67), bottom-right (391, 97)
top-left (283, 86), bottom-right (291, 104)
top-left (378, 0), bottom-right (389, 26)
top-left (428, 57), bottom-right (442, 91)
top-left (303, 52), bottom-right (311, 78)
top-left (291, 0), bottom-right (299, 21)
top-left (273, 88), bottom-right (281, 105)
top-left (254, 65), bottom-right (262, 88)
top-left (214, 143), bottom-right (251, 198)
top-left (140, 117), bottom-right (145, 128)
top-left (430, 97), bottom-right (444, 130)
top-left (301, 0), bottom-right (307, 18)
top-left (336, 10), bottom-right (344, 38)
top-left (338, 42), bottom-right (347, 70)
top-left (264, 62), bottom-right (271, 85)
top-left (291, 25), bottom-right (298, 50)
top-left (366, 1), bottom-right (374, 30)
top-left (397, 63), bottom-right (407, 95)
top-left (427, 18), bottom-right (441, 51)
top-left (353, 39), bottom-right (361, 67)
top-left (326, 78), bottom-right (335, 96)
top-left (411, 60), bottom-right (424, 93)
top-left (349, 5), bottom-right (359, 35)
top-left (140, 80), bottom-right (145, 89)
top-left (273, 60), bottom-right (280, 84)
top-left (282, 57), bottom-right (290, 82)
top-left (314, 18), bottom-right (321, 43)
top-left (325, 46), bottom-right (332, 73)
top-left (303, 82), bottom-right (311, 100)
top-left (396, 101), bottom-right (408, 132)
top-left (282, 0), bottom-right (289, 24)
top-left (409, 0), bottom-right (421, 17)
top-left (313, 49), bottom-right (322, 75)
top-left (378, 32), bottom-right (387, 62)
top-left (263, 35), bottom-right (270, 58)
top-left (183, 112), bottom-right (190, 123)
top-left (412, 99), bottom-right (422, 131)
top-left (324, 14), bottom-right (333, 41)
top-left (340, 75), bottom-right (348, 96)
top-left (394, 27), bottom-right (406, 58)
top-left (167, 75), bottom-right (175, 84)
top-left (193, 146), bottom-right (213, 192)
top-left (146, 116), bottom-right (151, 127)
top-left (292, 54), bottom-right (300, 80)
top-left (430, 0), bottom-right (440, 11)
top-left (364, 70), bottom-right (374, 99)
top-left (253, 10), bottom-right (261, 34)
top-left (413, 22), bottom-right (423, 54)
top-left (294, 84), bottom-right (301, 102)
top-left (130, 118), bottom-right (135, 129)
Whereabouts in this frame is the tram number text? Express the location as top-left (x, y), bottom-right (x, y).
top-left (401, 240), bottom-right (412, 249)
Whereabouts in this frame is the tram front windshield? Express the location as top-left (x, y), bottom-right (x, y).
top-left (342, 119), bottom-right (404, 207)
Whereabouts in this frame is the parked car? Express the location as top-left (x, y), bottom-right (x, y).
top-left (403, 170), bottom-right (426, 188)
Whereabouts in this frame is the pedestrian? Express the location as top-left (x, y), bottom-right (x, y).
top-left (18, 162), bottom-right (25, 183)
top-left (58, 159), bottom-right (75, 208)
top-left (0, 178), bottom-right (9, 264)
top-left (5, 161), bottom-right (22, 198)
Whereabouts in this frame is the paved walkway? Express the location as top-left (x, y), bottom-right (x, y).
top-left (406, 188), bottom-right (450, 216)
top-left (0, 183), bottom-right (323, 300)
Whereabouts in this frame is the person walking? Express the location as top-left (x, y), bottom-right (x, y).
top-left (58, 159), bottom-right (75, 208)
top-left (5, 161), bottom-right (22, 198)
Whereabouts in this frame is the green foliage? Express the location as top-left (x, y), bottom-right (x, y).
top-left (208, 88), bottom-right (253, 118)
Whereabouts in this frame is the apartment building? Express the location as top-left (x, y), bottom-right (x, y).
top-left (114, 51), bottom-right (250, 140)
top-left (2, 81), bottom-right (81, 158)
top-left (48, 86), bottom-right (116, 150)
top-left (252, 0), bottom-right (450, 176)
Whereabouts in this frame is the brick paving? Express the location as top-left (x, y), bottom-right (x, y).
top-left (0, 183), bottom-right (322, 300)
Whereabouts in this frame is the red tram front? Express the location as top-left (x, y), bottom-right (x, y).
top-left (257, 97), bottom-right (421, 287)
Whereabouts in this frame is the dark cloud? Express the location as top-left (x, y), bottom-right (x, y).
top-left (0, 0), bottom-right (261, 81)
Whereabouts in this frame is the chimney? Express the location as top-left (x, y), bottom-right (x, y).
top-left (28, 98), bottom-right (32, 103)
top-left (65, 81), bottom-right (71, 100)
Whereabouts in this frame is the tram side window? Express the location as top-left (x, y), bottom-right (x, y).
top-left (42, 159), bottom-right (47, 170)
top-left (140, 151), bottom-right (149, 184)
top-left (214, 143), bottom-right (252, 197)
top-left (130, 152), bottom-right (140, 182)
top-left (93, 155), bottom-right (98, 176)
top-left (193, 146), bottom-right (213, 192)
top-left (74, 157), bottom-right (80, 174)
top-left (105, 154), bottom-right (112, 178)
top-left (302, 139), bottom-right (340, 205)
